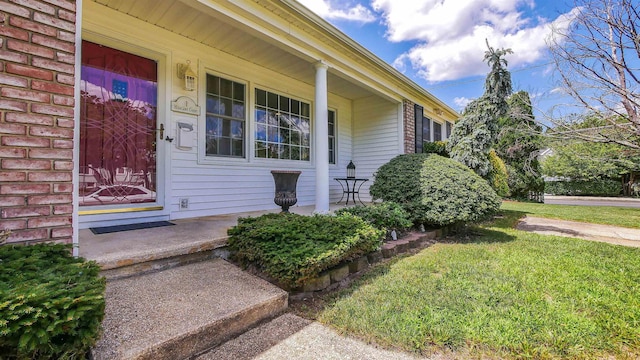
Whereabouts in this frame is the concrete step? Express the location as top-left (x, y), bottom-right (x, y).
top-left (91, 258), bottom-right (288, 360)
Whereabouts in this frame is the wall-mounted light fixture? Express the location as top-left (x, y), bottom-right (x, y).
top-left (177, 60), bottom-right (197, 91)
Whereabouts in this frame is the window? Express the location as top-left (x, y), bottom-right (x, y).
top-left (255, 89), bottom-right (311, 161)
top-left (328, 110), bottom-right (336, 164)
top-left (205, 74), bottom-right (246, 157)
top-left (414, 105), bottom-right (424, 153)
top-left (446, 122), bottom-right (453, 139)
top-left (433, 122), bottom-right (442, 141)
top-left (422, 116), bottom-right (432, 143)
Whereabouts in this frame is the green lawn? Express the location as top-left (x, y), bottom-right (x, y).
top-left (501, 200), bottom-right (640, 229)
top-left (318, 211), bottom-right (640, 359)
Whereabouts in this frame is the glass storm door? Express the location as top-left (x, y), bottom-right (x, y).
top-left (79, 41), bottom-right (159, 208)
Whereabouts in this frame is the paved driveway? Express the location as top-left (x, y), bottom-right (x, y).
top-left (544, 195), bottom-right (640, 208)
top-left (516, 216), bottom-right (640, 247)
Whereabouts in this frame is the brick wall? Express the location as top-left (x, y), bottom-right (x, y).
top-left (0, 0), bottom-right (76, 245)
top-left (403, 99), bottom-right (415, 154)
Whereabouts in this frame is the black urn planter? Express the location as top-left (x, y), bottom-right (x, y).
top-left (271, 170), bottom-right (301, 213)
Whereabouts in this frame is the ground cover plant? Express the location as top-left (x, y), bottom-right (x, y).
top-left (0, 243), bottom-right (106, 359)
top-left (501, 200), bottom-right (640, 229)
top-left (334, 202), bottom-right (412, 240)
top-left (369, 153), bottom-right (501, 227)
top-left (227, 213), bottom-right (384, 289)
top-left (318, 209), bottom-right (640, 359)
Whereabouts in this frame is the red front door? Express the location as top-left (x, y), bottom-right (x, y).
top-left (79, 41), bottom-right (159, 208)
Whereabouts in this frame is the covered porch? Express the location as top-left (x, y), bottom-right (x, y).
top-left (78, 0), bottom-right (405, 233)
top-left (79, 204), bottom-right (350, 276)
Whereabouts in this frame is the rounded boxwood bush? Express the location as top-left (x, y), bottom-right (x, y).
top-left (369, 153), bottom-right (501, 227)
top-left (0, 243), bottom-right (106, 359)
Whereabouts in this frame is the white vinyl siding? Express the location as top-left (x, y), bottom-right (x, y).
top-left (352, 97), bottom-right (402, 202)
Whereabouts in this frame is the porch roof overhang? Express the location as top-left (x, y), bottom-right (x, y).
top-left (88, 0), bottom-right (458, 120)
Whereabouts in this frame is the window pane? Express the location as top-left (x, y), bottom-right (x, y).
top-left (220, 98), bottom-right (232, 117)
top-left (256, 124), bottom-right (266, 141)
top-left (256, 89), bottom-right (266, 106)
top-left (300, 102), bottom-right (310, 117)
top-left (268, 92), bottom-right (278, 109)
top-left (256, 109), bottom-right (266, 124)
top-left (279, 96), bottom-right (290, 112)
top-left (206, 74), bottom-right (219, 95)
top-left (232, 101), bottom-right (244, 118)
top-left (231, 120), bottom-right (243, 139)
top-left (220, 78), bottom-right (233, 98)
top-left (291, 146), bottom-right (300, 160)
top-left (232, 139), bottom-right (243, 157)
top-left (233, 83), bottom-right (245, 101)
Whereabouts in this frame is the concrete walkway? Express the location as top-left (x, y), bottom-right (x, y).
top-left (198, 314), bottom-right (429, 360)
top-left (516, 216), bottom-right (640, 247)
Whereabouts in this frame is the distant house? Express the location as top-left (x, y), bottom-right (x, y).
top-left (0, 0), bottom-right (458, 252)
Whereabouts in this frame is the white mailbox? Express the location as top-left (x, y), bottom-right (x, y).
top-left (176, 121), bottom-right (194, 150)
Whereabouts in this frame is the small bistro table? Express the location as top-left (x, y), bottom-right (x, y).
top-left (334, 177), bottom-right (369, 205)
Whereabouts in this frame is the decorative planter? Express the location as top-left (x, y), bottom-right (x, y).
top-left (271, 170), bottom-right (301, 213)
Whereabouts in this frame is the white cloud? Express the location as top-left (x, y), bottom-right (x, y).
top-left (454, 96), bottom-right (473, 109)
top-left (372, 0), bottom-right (578, 82)
top-left (297, 0), bottom-right (376, 23)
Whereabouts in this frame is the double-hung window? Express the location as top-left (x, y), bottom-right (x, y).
top-left (433, 122), bottom-right (442, 141)
top-left (255, 89), bottom-right (311, 161)
top-left (205, 74), bottom-right (246, 157)
top-left (328, 110), bottom-right (336, 164)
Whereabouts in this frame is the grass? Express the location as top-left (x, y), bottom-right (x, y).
top-left (318, 209), bottom-right (640, 359)
top-left (501, 200), bottom-right (640, 229)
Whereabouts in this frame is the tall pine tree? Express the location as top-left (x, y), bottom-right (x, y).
top-left (447, 42), bottom-right (512, 176)
top-left (496, 91), bottom-right (544, 198)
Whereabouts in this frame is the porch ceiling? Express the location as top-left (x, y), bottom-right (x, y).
top-left (90, 0), bottom-right (377, 101)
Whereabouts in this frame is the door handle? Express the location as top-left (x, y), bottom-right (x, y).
top-left (155, 123), bottom-right (164, 139)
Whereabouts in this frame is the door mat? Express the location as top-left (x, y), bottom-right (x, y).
top-left (90, 221), bottom-right (175, 235)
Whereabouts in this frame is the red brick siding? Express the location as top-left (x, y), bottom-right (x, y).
top-left (0, 0), bottom-right (76, 245)
top-left (403, 99), bottom-right (415, 154)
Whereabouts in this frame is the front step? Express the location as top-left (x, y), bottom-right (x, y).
top-left (91, 258), bottom-right (288, 360)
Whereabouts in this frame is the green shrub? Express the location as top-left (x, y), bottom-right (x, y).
top-left (488, 149), bottom-right (510, 197)
top-left (545, 179), bottom-right (621, 196)
top-left (334, 202), bottom-right (412, 238)
top-left (0, 243), bottom-right (106, 359)
top-left (422, 140), bottom-right (449, 157)
top-left (370, 153), bottom-right (501, 227)
top-left (227, 213), bottom-right (384, 288)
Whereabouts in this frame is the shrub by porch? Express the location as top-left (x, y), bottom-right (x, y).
top-left (0, 243), bottom-right (105, 359)
top-left (227, 213), bottom-right (384, 289)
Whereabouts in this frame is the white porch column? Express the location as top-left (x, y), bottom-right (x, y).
top-left (314, 61), bottom-right (330, 213)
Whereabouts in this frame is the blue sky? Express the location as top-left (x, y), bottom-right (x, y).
top-left (296, 0), bottom-right (579, 116)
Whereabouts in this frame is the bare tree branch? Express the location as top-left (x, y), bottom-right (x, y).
top-left (546, 0), bottom-right (640, 148)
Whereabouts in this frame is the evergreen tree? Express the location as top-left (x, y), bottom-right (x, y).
top-left (496, 91), bottom-right (544, 198)
top-left (447, 42), bottom-right (513, 176)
